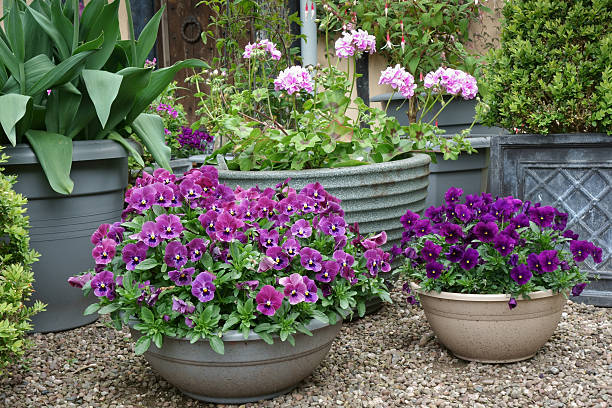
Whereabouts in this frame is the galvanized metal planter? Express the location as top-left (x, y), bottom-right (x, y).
top-left (217, 154), bottom-right (431, 251)
top-left (4, 140), bottom-right (128, 332)
top-left (489, 133), bottom-right (611, 307)
top-left (129, 319), bottom-right (342, 403)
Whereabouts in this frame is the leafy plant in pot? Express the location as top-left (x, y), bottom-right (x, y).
top-left (397, 187), bottom-right (602, 363)
top-left (0, 0), bottom-right (207, 332)
top-left (69, 166), bottom-right (391, 403)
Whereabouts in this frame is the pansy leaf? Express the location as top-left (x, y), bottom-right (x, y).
top-left (311, 310), bottom-right (329, 324)
top-left (98, 303), bottom-right (121, 314)
top-left (133, 335), bottom-right (151, 355)
top-left (208, 336), bottom-right (225, 355)
top-left (256, 331), bottom-right (274, 345)
top-left (357, 301), bottom-right (366, 317)
top-left (135, 258), bottom-right (158, 271)
top-left (140, 306), bottom-right (154, 324)
top-left (295, 324), bottom-right (313, 337)
top-left (152, 333), bottom-right (163, 349)
top-left (83, 303), bottom-right (101, 316)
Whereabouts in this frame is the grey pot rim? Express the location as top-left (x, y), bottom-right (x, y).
top-left (129, 316), bottom-right (341, 343)
top-left (217, 154), bottom-right (431, 180)
top-left (410, 282), bottom-right (562, 302)
top-left (4, 140), bottom-right (128, 165)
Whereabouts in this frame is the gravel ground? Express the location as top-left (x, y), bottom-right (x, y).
top-left (2, 284), bottom-right (611, 408)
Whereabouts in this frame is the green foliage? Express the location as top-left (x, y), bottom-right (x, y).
top-left (319, 0), bottom-right (487, 78)
top-left (0, 0), bottom-right (208, 194)
top-left (0, 147), bottom-right (45, 375)
top-left (478, 0), bottom-right (612, 134)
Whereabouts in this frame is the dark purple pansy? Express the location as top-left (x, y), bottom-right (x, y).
top-left (315, 261), bottom-right (340, 283)
top-left (529, 205), bottom-right (555, 228)
top-left (256, 285), bottom-right (284, 315)
top-left (215, 211), bottom-right (245, 242)
top-left (290, 219), bottom-right (312, 239)
top-left (424, 206), bottom-right (445, 224)
top-left (199, 211), bottom-right (218, 237)
top-left (138, 221), bottom-right (162, 247)
top-left (539, 250), bottom-right (560, 273)
top-left (562, 229), bottom-right (579, 240)
top-left (510, 264), bottom-right (532, 285)
top-left (90, 270), bottom-right (115, 300)
top-left (526, 253), bottom-right (543, 274)
top-left (464, 194), bottom-right (483, 210)
top-left (493, 233), bottom-right (515, 256)
top-left (279, 273), bottom-right (307, 304)
top-left (553, 209), bottom-right (568, 231)
top-left (444, 187), bottom-right (463, 204)
top-left (364, 248), bottom-right (391, 277)
top-left (445, 245), bottom-right (464, 263)
top-left (282, 238), bottom-right (301, 258)
top-left (302, 276), bottom-right (319, 303)
top-left (122, 242), bottom-right (148, 270)
top-left (319, 215), bottom-right (347, 237)
top-left (425, 262), bottom-right (444, 279)
top-left (454, 204), bottom-right (472, 223)
top-left (185, 317), bottom-right (195, 328)
top-left (571, 282), bottom-right (588, 297)
top-left (402, 282), bottom-right (411, 294)
top-left (186, 238), bottom-right (207, 262)
top-left (266, 246), bottom-right (290, 270)
top-left (592, 246), bottom-right (603, 263)
top-left (510, 213), bottom-right (529, 229)
top-left (156, 213), bottom-right (184, 240)
top-left (300, 247), bottom-right (323, 272)
top-left (439, 223), bottom-right (463, 244)
top-left (509, 253), bottom-right (519, 267)
top-left (473, 221), bottom-right (498, 243)
top-left (172, 297), bottom-right (196, 314)
top-left (508, 297), bottom-right (518, 309)
top-left (236, 280), bottom-right (260, 291)
top-left (92, 238), bottom-right (116, 265)
top-left (320, 283), bottom-right (333, 297)
top-left (191, 271), bottom-right (216, 302)
top-left (164, 241), bottom-right (188, 269)
top-left (421, 240), bottom-right (443, 262)
top-left (67, 273), bottom-right (93, 288)
top-left (570, 240), bottom-right (592, 262)
top-left (406, 295), bottom-right (418, 305)
top-left (401, 210), bottom-right (420, 230)
top-left (460, 248), bottom-right (479, 270)
top-left (414, 219), bottom-right (432, 237)
top-left (403, 247), bottom-right (417, 259)
top-left (168, 267), bottom-right (195, 286)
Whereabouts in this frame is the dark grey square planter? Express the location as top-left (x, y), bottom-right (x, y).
top-left (489, 133), bottom-right (612, 307)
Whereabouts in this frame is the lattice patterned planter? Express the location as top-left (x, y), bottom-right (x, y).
top-left (489, 133), bottom-right (612, 306)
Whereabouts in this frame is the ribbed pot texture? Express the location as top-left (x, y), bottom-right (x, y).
top-left (4, 140), bottom-right (128, 332)
top-left (412, 283), bottom-right (567, 363)
top-left (129, 319), bottom-right (342, 403)
top-left (217, 154), bottom-right (431, 250)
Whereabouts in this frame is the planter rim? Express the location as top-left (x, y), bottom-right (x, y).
top-left (410, 282), bottom-right (561, 302)
top-left (129, 316), bottom-right (339, 343)
top-left (216, 153), bottom-right (431, 179)
top-left (493, 132), bottom-right (610, 142)
top-left (4, 140), bottom-right (128, 165)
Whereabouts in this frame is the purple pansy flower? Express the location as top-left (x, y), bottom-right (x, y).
top-left (156, 214), bottom-right (184, 240)
top-left (473, 221), bottom-right (498, 243)
top-left (315, 261), bottom-right (340, 283)
top-left (318, 215), bottom-right (347, 237)
top-left (529, 205), bottom-right (555, 228)
top-left (510, 264), bottom-right (532, 285)
top-left (91, 223), bottom-right (124, 245)
top-left (122, 242), bottom-right (148, 270)
top-left (129, 186), bottom-right (155, 212)
top-left (180, 178), bottom-right (203, 200)
top-left (138, 221), bottom-right (162, 247)
top-left (290, 219), bottom-right (312, 239)
top-left (164, 241), bottom-right (188, 269)
top-left (172, 297), bottom-right (196, 314)
top-left (191, 271), bottom-right (216, 302)
top-left (282, 238), bottom-right (301, 258)
top-left (90, 270), bottom-right (115, 300)
top-left (425, 262), bottom-right (444, 279)
top-left (300, 247), bottom-right (323, 271)
top-left (440, 223), bottom-right (464, 244)
top-left (279, 273), bottom-right (307, 304)
top-left (199, 211), bottom-right (218, 237)
top-left (563, 229), bottom-right (579, 240)
top-left (414, 219), bottom-right (432, 237)
top-left (302, 276), bottom-right (318, 303)
top-left (424, 206), bottom-right (445, 224)
top-left (152, 183), bottom-right (174, 207)
top-left (236, 280), bottom-right (260, 291)
top-left (185, 317), bottom-right (195, 328)
top-left (508, 298), bottom-right (518, 310)
top-left (446, 245), bottom-right (464, 263)
top-left (259, 228), bottom-right (280, 248)
top-left (569, 240), bottom-right (592, 262)
top-left (510, 214), bottom-right (529, 229)
top-left (454, 204), bottom-right (472, 223)
top-left (493, 233), bottom-right (515, 256)
top-left (539, 250), bottom-right (560, 273)
top-left (256, 285), bottom-right (284, 315)
top-left (527, 253), bottom-right (544, 274)
top-left (168, 267), bottom-right (195, 286)
top-left (421, 240), bottom-right (443, 262)
top-left (186, 238), bottom-right (207, 262)
top-left (215, 211), bottom-right (245, 242)
top-left (276, 195), bottom-right (299, 216)
top-left (460, 248), bottom-right (479, 270)
top-left (67, 273), bottom-right (93, 289)
top-left (444, 187), bottom-right (463, 204)
top-left (92, 238), bottom-right (116, 265)
top-left (400, 210), bottom-right (420, 230)
top-left (301, 182), bottom-right (326, 202)
top-left (571, 282), bottom-right (588, 297)
top-left (266, 246), bottom-right (290, 270)
top-left (364, 248), bottom-right (391, 276)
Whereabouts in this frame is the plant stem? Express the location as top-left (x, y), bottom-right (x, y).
top-left (260, 60), bottom-right (274, 119)
top-left (385, 91), bottom-right (395, 113)
top-left (428, 95), bottom-right (455, 126)
top-left (344, 55), bottom-right (356, 115)
top-left (124, 0), bottom-right (137, 65)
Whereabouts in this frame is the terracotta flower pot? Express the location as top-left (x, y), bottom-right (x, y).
top-left (412, 283), bottom-right (567, 363)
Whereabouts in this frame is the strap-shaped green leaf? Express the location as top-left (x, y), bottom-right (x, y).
top-left (73, 32), bottom-right (104, 55)
top-left (82, 69), bottom-right (122, 128)
top-left (108, 132), bottom-right (144, 167)
top-left (131, 113), bottom-right (171, 171)
top-left (50, 0), bottom-right (73, 53)
top-left (26, 4), bottom-right (70, 60)
top-left (1, 54), bottom-right (55, 95)
top-left (79, 0), bottom-right (104, 40)
top-left (45, 82), bottom-right (81, 135)
top-left (24, 130), bottom-right (74, 195)
top-left (84, 0), bottom-right (120, 70)
top-left (0, 35), bottom-right (20, 79)
top-left (6, 6), bottom-right (25, 63)
top-left (23, 4), bottom-right (52, 61)
top-left (0, 94), bottom-right (31, 146)
top-left (135, 5), bottom-right (164, 67)
top-left (27, 50), bottom-right (92, 96)
top-left (126, 59), bottom-right (209, 124)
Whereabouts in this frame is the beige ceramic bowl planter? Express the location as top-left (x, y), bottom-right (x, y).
top-left (411, 283), bottom-right (567, 363)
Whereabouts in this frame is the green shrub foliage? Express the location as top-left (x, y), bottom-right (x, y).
top-left (479, 0), bottom-right (612, 134)
top-left (0, 147), bottom-right (45, 375)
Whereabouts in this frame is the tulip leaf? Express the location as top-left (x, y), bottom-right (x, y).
top-left (26, 4), bottom-right (70, 59)
top-left (131, 113), bottom-right (171, 170)
top-left (6, 6), bottom-right (25, 63)
top-left (73, 32), bottom-right (104, 54)
top-left (82, 69), bottom-right (122, 128)
top-left (0, 35), bottom-right (20, 80)
top-left (135, 6), bottom-right (164, 67)
top-left (84, 0), bottom-right (120, 70)
top-left (28, 50), bottom-right (93, 96)
top-left (0, 94), bottom-right (31, 146)
top-left (24, 130), bottom-right (74, 195)
top-left (108, 132), bottom-right (144, 167)
top-left (45, 82), bottom-right (82, 135)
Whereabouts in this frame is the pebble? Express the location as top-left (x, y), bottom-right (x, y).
top-left (1, 286), bottom-right (610, 408)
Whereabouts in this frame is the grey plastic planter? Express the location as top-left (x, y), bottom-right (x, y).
top-left (129, 319), bottom-right (342, 403)
top-left (489, 133), bottom-right (611, 307)
top-left (144, 158), bottom-right (193, 176)
top-left (217, 154), bottom-right (431, 251)
top-left (3, 140), bottom-right (128, 332)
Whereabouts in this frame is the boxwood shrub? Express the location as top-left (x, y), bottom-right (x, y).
top-left (479, 0), bottom-right (612, 134)
top-left (0, 147), bottom-right (45, 375)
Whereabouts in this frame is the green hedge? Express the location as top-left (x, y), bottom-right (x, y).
top-left (479, 0), bottom-right (612, 134)
top-left (0, 147), bottom-right (45, 375)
